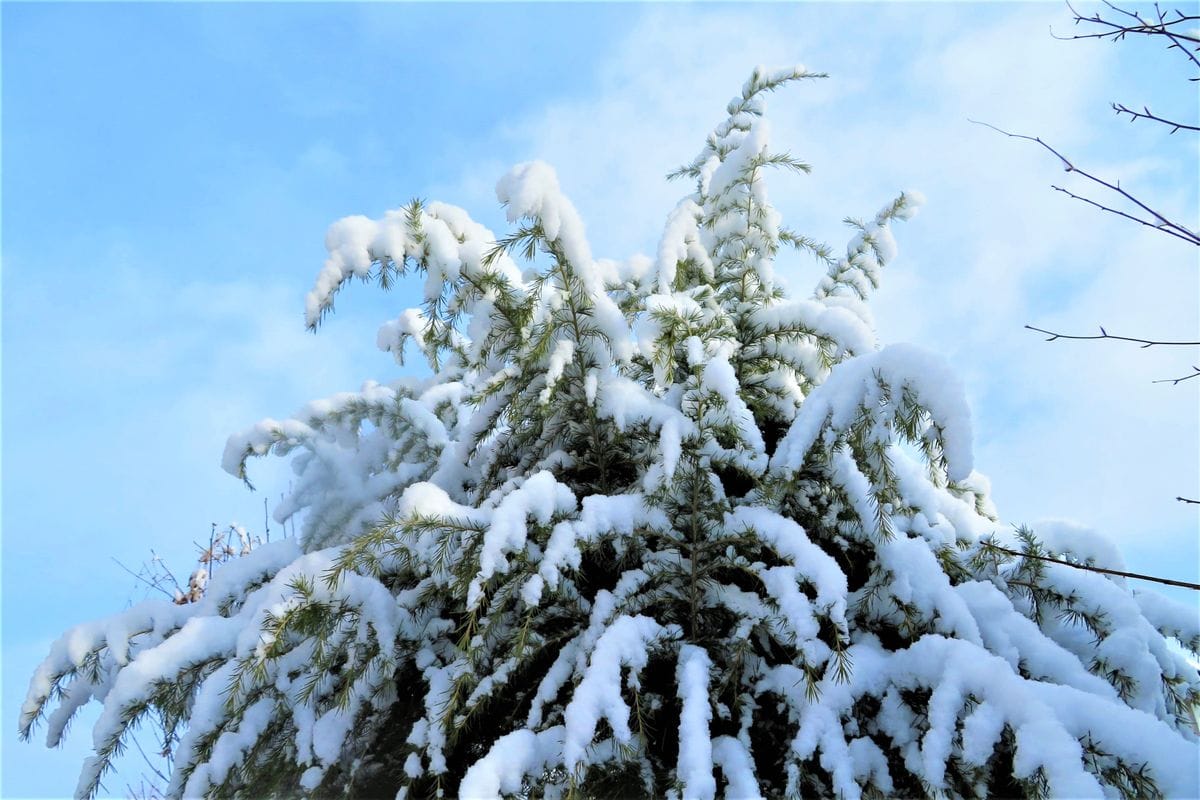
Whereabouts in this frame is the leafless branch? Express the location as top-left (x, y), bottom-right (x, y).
top-left (1152, 367), bottom-right (1200, 386)
top-left (1178, 496), bottom-right (1200, 504)
top-left (985, 542), bottom-right (1200, 590)
top-left (1112, 102), bottom-right (1200, 132)
top-left (1027, 327), bottom-right (1200, 384)
top-left (970, 119), bottom-right (1200, 246)
top-left (208, 522), bottom-right (218, 580)
top-left (131, 733), bottom-right (171, 786)
top-left (111, 557), bottom-right (175, 600)
top-left (149, 549), bottom-right (186, 597)
top-left (1057, 1), bottom-right (1200, 72)
top-left (1048, 184), bottom-right (1200, 244)
top-left (1025, 324), bottom-right (1200, 347)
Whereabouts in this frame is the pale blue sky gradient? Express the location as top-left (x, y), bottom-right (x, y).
top-left (3, 3), bottom-right (1197, 797)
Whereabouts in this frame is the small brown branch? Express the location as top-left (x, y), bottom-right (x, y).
top-left (970, 119), bottom-right (1200, 246)
top-left (209, 523), bottom-right (218, 579)
top-left (1113, 102), bottom-right (1200, 133)
top-left (149, 549), bottom-right (186, 597)
top-left (1025, 324), bottom-right (1200, 348)
top-left (988, 543), bottom-right (1200, 590)
top-left (1178, 496), bottom-right (1200, 504)
top-left (111, 558), bottom-right (175, 600)
top-left (1153, 366), bottom-right (1200, 384)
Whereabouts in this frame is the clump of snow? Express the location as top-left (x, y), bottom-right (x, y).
top-left (675, 645), bottom-right (716, 800)
top-left (458, 727), bottom-right (565, 798)
top-left (562, 615), bottom-right (679, 770)
top-left (771, 343), bottom-right (973, 483)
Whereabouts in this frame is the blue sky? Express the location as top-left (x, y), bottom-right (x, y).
top-left (3, 3), bottom-right (1197, 797)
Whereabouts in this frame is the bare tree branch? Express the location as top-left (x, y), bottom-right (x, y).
top-left (111, 557), bottom-right (175, 600)
top-left (984, 541), bottom-right (1200, 590)
top-left (970, 119), bottom-right (1200, 246)
top-left (1048, 183), bottom-right (1200, 244)
top-left (1112, 102), bottom-right (1200, 132)
top-left (1012, 2), bottom-right (1200, 507)
top-left (1057, 0), bottom-right (1200, 72)
top-left (1026, 327), bottom-right (1200, 384)
top-left (1153, 366), bottom-right (1200, 385)
top-left (973, 119), bottom-right (1192, 231)
top-left (131, 733), bottom-right (171, 786)
top-left (1025, 324), bottom-right (1200, 348)
top-left (149, 549), bottom-right (186, 597)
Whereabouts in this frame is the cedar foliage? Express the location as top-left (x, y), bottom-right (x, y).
top-left (20, 69), bottom-right (1199, 800)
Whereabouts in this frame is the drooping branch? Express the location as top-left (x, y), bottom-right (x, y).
top-left (970, 120), bottom-right (1200, 246)
top-left (1112, 102), bottom-right (1200, 133)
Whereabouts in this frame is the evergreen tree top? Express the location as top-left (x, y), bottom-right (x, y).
top-left (21, 68), bottom-right (1199, 800)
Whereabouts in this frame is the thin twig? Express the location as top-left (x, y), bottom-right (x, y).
top-left (149, 549), bottom-right (186, 596)
top-left (1178, 496), bottom-right (1200, 504)
top-left (1112, 102), bottom-right (1200, 133)
top-left (987, 543), bottom-right (1200, 590)
top-left (1057, 0), bottom-right (1200, 72)
top-left (111, 558), bottom-right (175, 600)
top-left (209, 523), bottom-right (218, 579)
top-left (1062, 0), bottom-right (1200, 41)
top-left (1025, 324), bottom-right (1200, 347)
top-left (1049, 184), bottom-right (1200, 244)
top-left (131, 733), bottom-right (171, 785)
top-left (970, 119), bottom-right (1200, 246)
top-left (1153, 366), bottom-right (1200, 384)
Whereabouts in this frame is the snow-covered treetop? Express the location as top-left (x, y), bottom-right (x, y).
top-left (21, 66), bottom-right (1198, 800)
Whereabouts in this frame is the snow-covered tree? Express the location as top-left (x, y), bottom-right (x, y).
top-left (21, 68), bottom-right (1200, 800)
